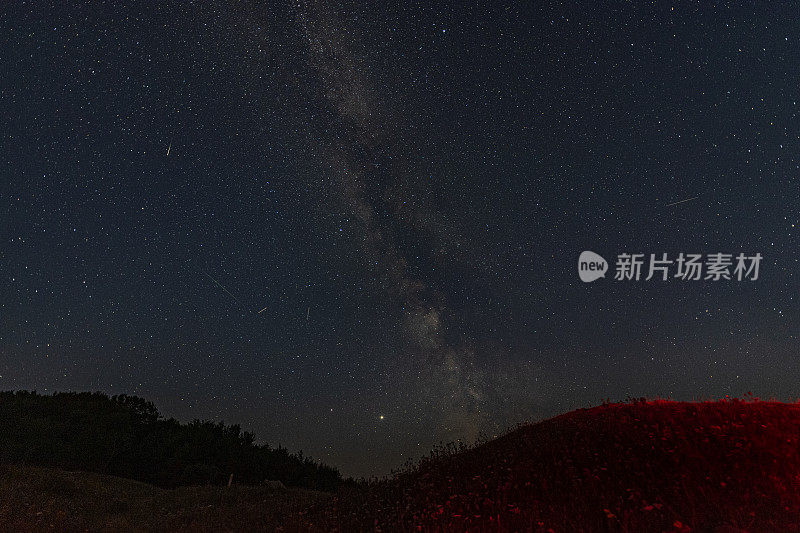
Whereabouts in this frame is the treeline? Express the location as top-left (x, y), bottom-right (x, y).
top-left (0, 390), bottom-right (342, 491)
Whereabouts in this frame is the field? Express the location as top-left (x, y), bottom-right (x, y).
top-left (3, 399), bottom-right (800, 532)
top-left (0, 464), bottom-right (328, 532)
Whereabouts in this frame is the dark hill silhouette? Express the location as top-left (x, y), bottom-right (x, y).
top-left (0, 390), bottom-right (341, 491)
top-left (3, 396), bottom-right (800, 531)
top-left (307, 398), bottom-right (800, 532)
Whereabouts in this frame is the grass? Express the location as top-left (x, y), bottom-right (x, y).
top-left (0, 464), bottom-right (329, 532)
top-left (304, 398), bottom-right (800, 532)
top-left (3, 398), bottom-right (800, 531)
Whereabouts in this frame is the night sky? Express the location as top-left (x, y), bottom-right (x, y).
top-left (2, 1), bottom-right (798, 477)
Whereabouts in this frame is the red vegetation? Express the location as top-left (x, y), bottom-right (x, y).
top-left (306, 398), bottom-right (800, 532)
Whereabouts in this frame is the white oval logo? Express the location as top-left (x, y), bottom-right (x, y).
top-left (578, 251), bottom-right (608, 282)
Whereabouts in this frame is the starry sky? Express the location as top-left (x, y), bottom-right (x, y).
top-left (2, 1), bottom-right (798, 477)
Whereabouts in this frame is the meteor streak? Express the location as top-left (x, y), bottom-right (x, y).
top-left (665, 196), bottom-right (698, 207)
top-left (200, 270), bottom-right (240, 305)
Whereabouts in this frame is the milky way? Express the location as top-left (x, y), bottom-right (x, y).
top-left (2, 1), bottom-right (799, 476)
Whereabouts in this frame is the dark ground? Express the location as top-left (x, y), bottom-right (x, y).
top-left (3, 399), bottom-right (800, 532)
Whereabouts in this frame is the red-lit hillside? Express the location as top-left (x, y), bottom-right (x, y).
top-left (309, 399), bottom-right (800, 532)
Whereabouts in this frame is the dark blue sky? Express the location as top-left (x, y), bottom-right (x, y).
top-left (2, 1), bottom-right (798, 476)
